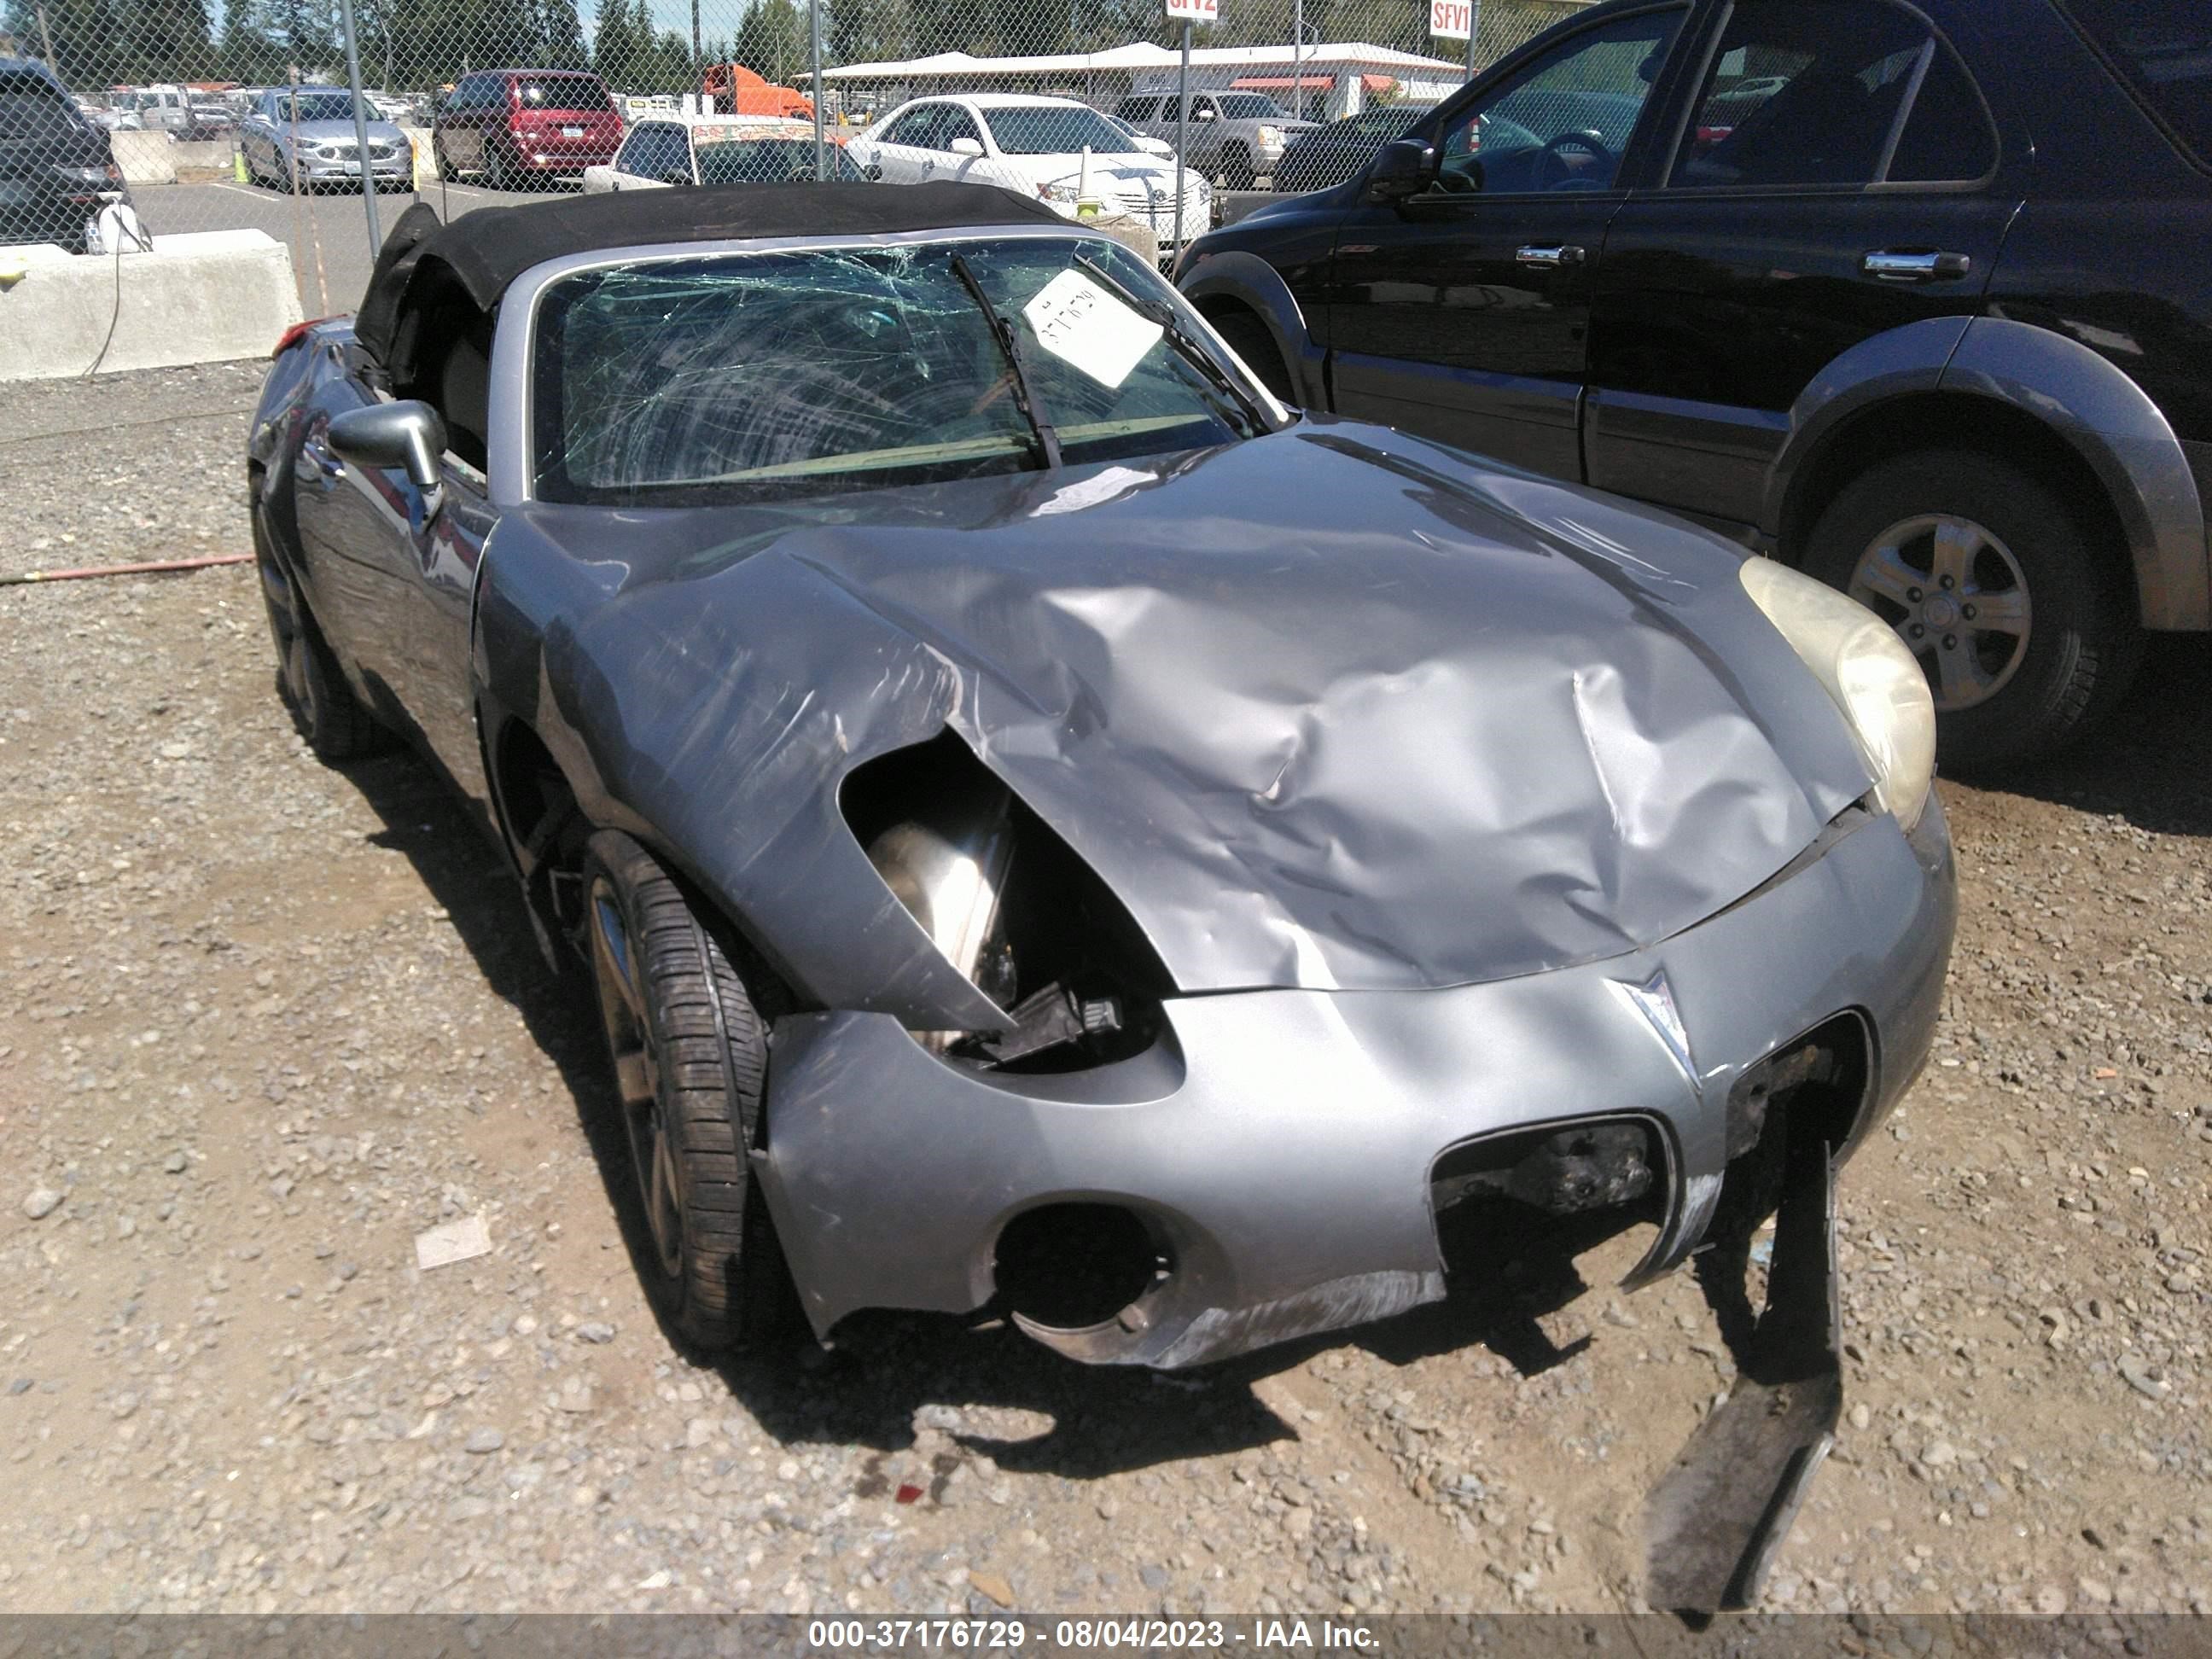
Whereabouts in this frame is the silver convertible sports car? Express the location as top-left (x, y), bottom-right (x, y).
top-left (248, 183), bottom-right (1954, 1611)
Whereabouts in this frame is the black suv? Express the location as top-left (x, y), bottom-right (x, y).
top-left (1, 55), bottom-right (123, 253)
top-left (1179, 0), bottom-right (2210, 768)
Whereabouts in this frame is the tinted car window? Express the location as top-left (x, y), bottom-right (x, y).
top-left (0, 73), bottom-right (85, 139)
top-left (273, 91), bottom-right (367, 124)
top-left (1885, 43), bottom-right (1998, 182)
top-left (696, 137), bottom-right (865, 183)
top-left (1671, 0), bottom-right (1936, 188)
top-left (1435, 9), bottom-right (1685, 194)
top-left (1215, 94), bottom-right (1286, 119)
top-left (2056, 0), bottom-right (2211, 166)
top-left (981, 105), bottom-right (1131, 154)
top-left (517, 75), bottom-right (611, 112)
top-left (534, 240), bottom-right (1247, 507)
top-left (1115, 96), bottom-right (1158, 120)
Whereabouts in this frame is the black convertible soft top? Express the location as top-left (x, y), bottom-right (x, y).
top-left (352, 181), bottom-right (1068, 367)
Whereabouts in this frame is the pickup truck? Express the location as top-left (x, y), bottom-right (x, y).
top-left (1111, 90), bottom-right (1313, 189)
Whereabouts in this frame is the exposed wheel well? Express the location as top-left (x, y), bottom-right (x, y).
top-left (492, 719), bottom-right (580, 878)
top-left (1781, 393), bottom-right (2136, 609)
top-left (1192, 295), bottom-right (1295, 403)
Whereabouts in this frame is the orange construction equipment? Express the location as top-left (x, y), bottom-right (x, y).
top-left (702, 63), bottom-right (813, 119)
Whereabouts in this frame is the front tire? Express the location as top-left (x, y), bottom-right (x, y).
top-left (486, 142), bottom-right (517, 191)
top-left (1220, 143), bottom-right (1255, 190)
top-left (581, 830), bottom-right (787, 1352)
top-left (255, 519), bottom-right (381, 759)
top-left (1802, 449), bottom-right (2139, 772)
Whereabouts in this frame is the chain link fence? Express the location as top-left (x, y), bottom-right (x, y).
top-left (4, 0), bottom-right (1587, 305)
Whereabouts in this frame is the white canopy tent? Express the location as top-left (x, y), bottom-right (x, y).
top-left (821, 42), bottom-right (1468, 122)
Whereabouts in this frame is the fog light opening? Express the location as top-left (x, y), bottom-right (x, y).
top-left (993, 1202), bottom-right (1170, 1336)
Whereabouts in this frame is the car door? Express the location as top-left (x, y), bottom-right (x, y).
top-left (293, 333), bottom-right (497, 811)
top-left (915, 104), bottom-right (987, 182)
top-left (867, 105), bottom-right (939, 183)
top-left (1585, 0), bottom-right (2015, 531)
top-left (1324, 5), bottom-right (1691, 478)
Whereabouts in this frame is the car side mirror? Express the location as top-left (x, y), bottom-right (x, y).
top-left (949, 136), bottom-right (984, 158)
top-left (328, 400), bottom-right (446, 509)
top-left (1366, 137), bottom-right (1437, 201)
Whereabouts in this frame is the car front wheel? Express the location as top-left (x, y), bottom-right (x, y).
top-left (1802, 449), bottom-right (2139, 773)
top-left (255, 519), bottom-right (382, 759)
top-left (581, 830), bottom-right (789, 1352)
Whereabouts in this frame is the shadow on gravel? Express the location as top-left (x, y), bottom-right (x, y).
top-left (326, 738), bottom-right (1667, 1482)
top-left (1961, 637), bottom-right (2212, 837)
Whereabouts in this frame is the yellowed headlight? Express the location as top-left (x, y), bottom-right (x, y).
top-left (1739, 557), bottom-right (1936, 829)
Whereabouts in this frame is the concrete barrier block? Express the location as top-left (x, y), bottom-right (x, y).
top-left (111, 128), bottom-right (178, 186)
top-left (1090, 213), bottom-right (1160, 267)
top-left (170, 138), bottom-right (237, 174)
top-left (0, 229), bottom-right (303, 382)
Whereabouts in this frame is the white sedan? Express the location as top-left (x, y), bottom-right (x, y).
top-left (846, 94), bottom-right (1210, 253)
top-left (584, 114), bottom-right (863, 193)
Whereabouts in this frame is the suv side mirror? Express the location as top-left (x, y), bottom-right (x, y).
top-left (328, 400), bottom-right (447, 507)
top-left (949, 136), bottom-right (984, 158)
top-left (1366, 137), bottom-right (1437, 200)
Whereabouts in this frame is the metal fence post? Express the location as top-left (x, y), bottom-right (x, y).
top-left (1466, 0), bottom-right (1482, 79)
top-left (336, 0), bottom-right (383, 258)
top-left (811, 0), bottom-right (826, 180)
top-left (1173, 19), bottom-right (1190, 250)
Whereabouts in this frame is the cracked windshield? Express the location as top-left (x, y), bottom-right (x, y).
top-left (533, 237), bottom-right (1260, 506)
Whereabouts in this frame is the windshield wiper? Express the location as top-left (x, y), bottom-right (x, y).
top-left (1073, 252), bottom-right (1274, 438)
top-left (950, 252), bottom-right (1061, 471)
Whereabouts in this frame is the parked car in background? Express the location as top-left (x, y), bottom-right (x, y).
top-left (1113, 89), bottom-right (1314, 189)
top-left (182, 101), bottom-right (237, 140)
top-left (252, 182), bottom-right (1954, 1616)
top-left (242, 88), bottom-right (410, 191)
top-left (433, 68), bottom-right (621, 189)
top-left (1101, 110), bottom-right (1173, 159)
top-left (1179, 0), bottom-right (2212, 770)
top-left (1272, 102), bottom-right (1434, 193)
top-left (847, 94), bottom-right (1210, 254)
top-left (584, 114), bottom-right (862, 191)
top-left (2, 55), bottom-right (125, 252)
top-left (75, 98), bottom-right (143, 131)
top-left (117, 83), bottom-right (192, 132)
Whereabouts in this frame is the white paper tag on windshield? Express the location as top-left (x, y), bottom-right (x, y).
top-left (1022, 270), bottom-right (1163, 390)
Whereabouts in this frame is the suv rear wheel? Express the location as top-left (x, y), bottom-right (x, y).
top-left (1802, 449), bottom-right (2139, 773)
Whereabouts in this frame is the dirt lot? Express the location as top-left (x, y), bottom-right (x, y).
top-left (1, 363), bottom-right (2208, 1618)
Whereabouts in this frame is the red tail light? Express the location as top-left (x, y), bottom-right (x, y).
top-left (272, 317), bottom-right (330, 358)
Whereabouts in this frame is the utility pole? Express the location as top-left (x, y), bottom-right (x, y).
top-left (34, 0), bottom-right (57, 76)
top-left (691, 0), bottom-right (701, 82)
top-left (810, 0), bottom-right (824, 179)
top-left (335, 0), bottom-right (383, 258)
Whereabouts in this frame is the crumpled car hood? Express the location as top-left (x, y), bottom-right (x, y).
top-left (503, 421), bottom-right (1875, 1009)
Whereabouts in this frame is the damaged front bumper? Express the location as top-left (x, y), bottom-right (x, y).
top-left (757, 795), bottom-right (1954, 1370)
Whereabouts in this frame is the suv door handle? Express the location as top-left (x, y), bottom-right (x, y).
top-left (1863, 249), bottom-right (1971, 282)
top-left (1516, 244), bottom-right (1586, 270)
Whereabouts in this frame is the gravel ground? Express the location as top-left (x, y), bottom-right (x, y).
top-left (1, 363), bottom-right (2209, 1618)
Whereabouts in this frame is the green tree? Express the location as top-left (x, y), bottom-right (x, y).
top-left (731, 0), bottom-right (801, 84)
top-left (539, 0), bottom-right (587, 67)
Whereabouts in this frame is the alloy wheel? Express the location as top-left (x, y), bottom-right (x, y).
top-left (586, 878), bottom-right (685, 1280)
top-left (1847, 513), bottom-right (2032, 712)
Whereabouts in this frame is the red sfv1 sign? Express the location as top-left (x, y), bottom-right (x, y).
top-left (1165, 0), bottom-right (1218, 20)
top-left (1430, 0), bottom-right (1473, 39)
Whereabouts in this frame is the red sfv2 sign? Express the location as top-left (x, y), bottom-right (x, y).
top-left (1165, 0), bottom-right (1218, 20)
top-left (1430, 0), bottom-right (1473, 39)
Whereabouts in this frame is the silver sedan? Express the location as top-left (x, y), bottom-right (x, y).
top-left (241, 89), bottom-right (410, 191)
